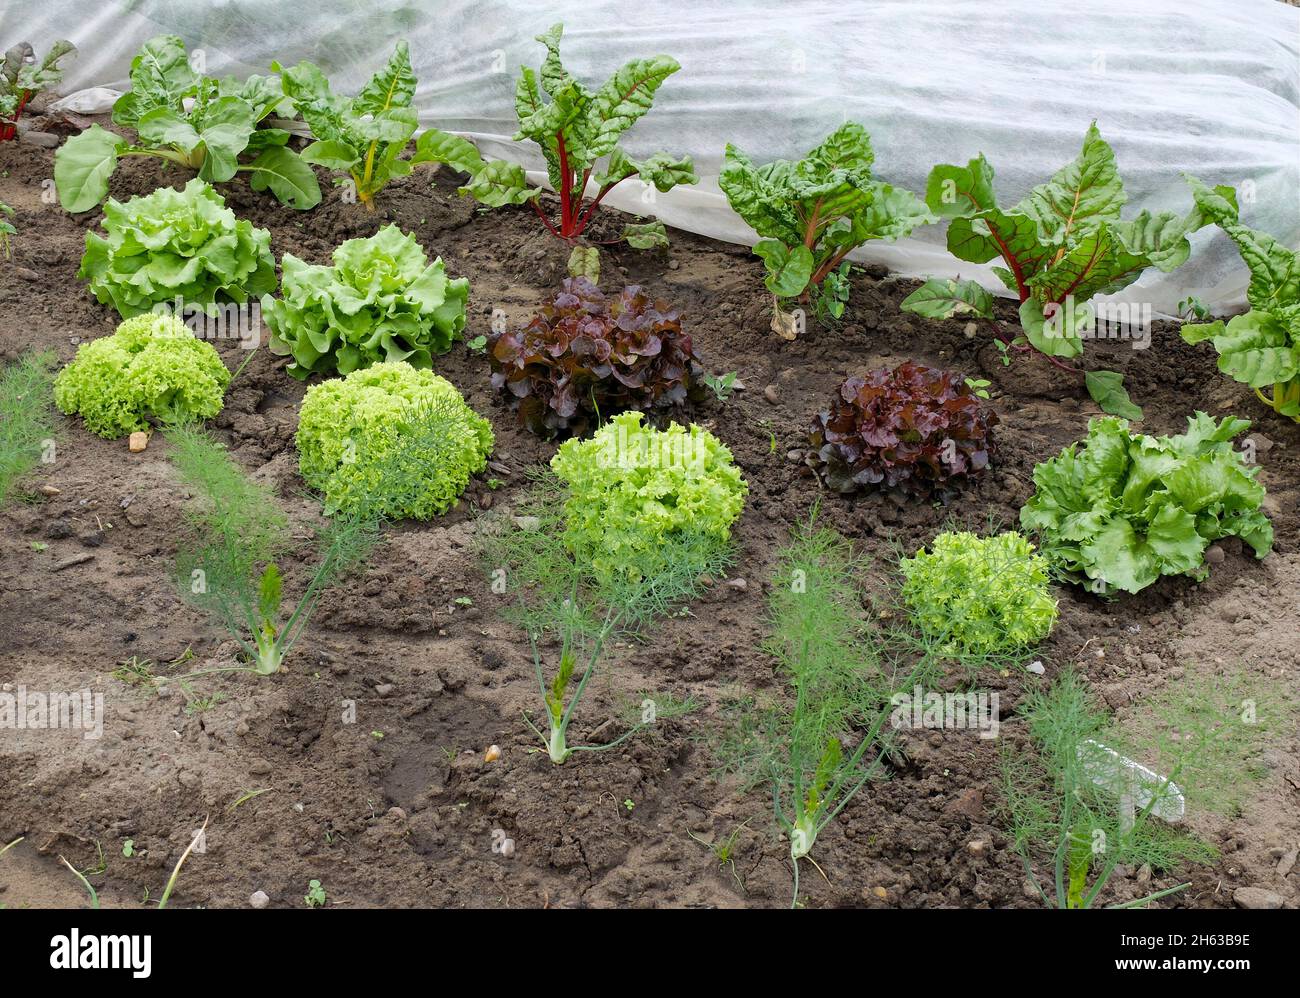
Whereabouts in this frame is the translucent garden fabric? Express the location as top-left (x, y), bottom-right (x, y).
top-left (8, 0), bottom-right (1298, 312)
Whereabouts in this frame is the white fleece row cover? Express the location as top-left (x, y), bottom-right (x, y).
top-left (7, 0), bottom-right (1298, 313)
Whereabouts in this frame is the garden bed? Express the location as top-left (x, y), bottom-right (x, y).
top-left (1, 132), bottom-right (1298, 909)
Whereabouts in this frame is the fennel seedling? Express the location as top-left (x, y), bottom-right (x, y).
top-left (483, 472), bottom-right (727, 764)
top-left (1003, 668), bottom-right (1281, 909)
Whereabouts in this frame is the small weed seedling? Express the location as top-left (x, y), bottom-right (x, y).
top-left (305, 880), bottom-right (327, 907)
top-left (702, 371), bottom-right (740, 403)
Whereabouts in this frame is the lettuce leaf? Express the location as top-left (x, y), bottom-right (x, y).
top-left (1021, 414), bottom-right (1272, 594)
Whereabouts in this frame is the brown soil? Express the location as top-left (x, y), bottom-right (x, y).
top-left (1, 129), bottom-right (1298, 910)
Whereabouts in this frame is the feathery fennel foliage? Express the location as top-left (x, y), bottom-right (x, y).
top-left (168, 423), bottom-right (379, 675)
top-left (480, 469), bottom-right (729, 764)
top-left (1002, 668), bottom-right (1280, 909)
top-left (717, 519), bottom-right (927, 907)
top-left (0, 352), bottom-right (55, 506)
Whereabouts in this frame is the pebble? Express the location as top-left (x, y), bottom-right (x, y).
top-left (1204, 544), bottom-right (1225, 564)
top-left (484, 744), bottom-right (501, 763)
top-left (1140, 652), bottom-right (1163, 671)
top-left (249, 890), bottom-right (270, 909)
top-left (763, 384), bottom-right (781, 404)
top-left (723, 578), bottom-right (747, 591)
top-left (18, 130), bottom-right (59, 149)
top-left (1232, 887), bottom-right (1284, 910)
top-left (248, 759), bottom-right (273, 776)
top-left (785, 449), bottom-right (803, 463)
top-left (374, 683), bottom-right (394, 696)
top-left (1026, 660), bottom-right (1045, 675)
top-left (966, 839), bottom-right (987, 856)
top-left (129, 431), bottom-right (149, 453)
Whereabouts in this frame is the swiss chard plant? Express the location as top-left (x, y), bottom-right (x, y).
top-left (276, 41), bottom-right (430, 210)
top-left (55, 35), bottom-right (320, 213)
top-left (1, 40), bottom-right (75, 142)
top-left (1020, 413), bottom-right (1272, 595)
top-left (1180, 178), bottom-right (1300, 422)
top-left (720, 123), bottom-right (933, 336)
top-left (416, 24), bottom-right (695, 274)
top-left (901, 123), bottom-right (1209, 418)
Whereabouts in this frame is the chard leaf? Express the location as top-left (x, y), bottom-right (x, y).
top-left (246, 145), bottom-right (322, 210)
top-left (623, 220), bottom-right (669, 249)
top-left (566, 246), bottom-right (600, 282)
top-left (1180, 320), bottom-right (1224, 345)
top-left (54, 125), bottom-right (125, 213)
top-left (1019, 298), bottom-right (1084, 358)
top-left (754, 240), bottom-right (813, 298)
top-left (924, 154), bottom-right (997, 220)
top-left (587, 54), bottom-right (681, 160)
top-left (301, 139), bottom-right (361, 171)
top-left (1188, 176), bottom-right (1300, 311)
top-left (1085, 370), bottom-right (1142, 420)
top-left (458, 159), bottom-right (538, 207)
top-left (354, 40), bottom-right (415, 115)
top-left (719, 144), bottom-right (804, 246)
top-left (411, 129), bottom-right (485, 175)
top-left (1015, 121), bottom-right (1125, 243)
top-left (900, 277), bottom-right (994, 319)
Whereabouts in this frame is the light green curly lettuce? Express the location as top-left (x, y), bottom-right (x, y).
top-left (78, 178), bottom-right (275, 319)
top-left (53, 313), bottom-right (231, 438)
top-left (1020, 414), bottom-right (1272, 595)
top-left (1180, 177), bottom-right (1300, 422)
top-left (550, 411), bottom-right (748, 582)
top-left (720, 122), bottom-right (934, 312)
top-left (296, 361), bottom-right (493, 520)
top-left (900, 530), bottom-right (1057, 657)
top-left (263, 224), bottom-right (468, 380)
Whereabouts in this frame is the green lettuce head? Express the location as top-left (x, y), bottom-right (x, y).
top-left (53, 312), bottom-right (231, 438)
top-left (900, 530), bottom-right (1057, 656)
top-left (550, 411), bottom-right (748, 582)
top-left (78, 178), bottom-right (274, 319)
top-left (296, 361), bottom-right (493, 520)
top-left (1020, 413), bottom-right (1272, 595)
top-left (263, 225), bottom-right (468, 380)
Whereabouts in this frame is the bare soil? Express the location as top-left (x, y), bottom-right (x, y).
top-left (1, 129), bottom-right (1298, 909)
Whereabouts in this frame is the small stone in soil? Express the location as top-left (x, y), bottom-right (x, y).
top-left (763, 384), bottom-right (781, 404)
top-left (1232, 887), bottom-right (1284, 909)
top-left (249, 891), bottom-right (270, 909)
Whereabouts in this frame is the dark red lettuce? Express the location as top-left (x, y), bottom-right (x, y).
top-left (488, 277), bottom-right (703, 437)
top-left (806, 362), bottom-right (997, 494)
